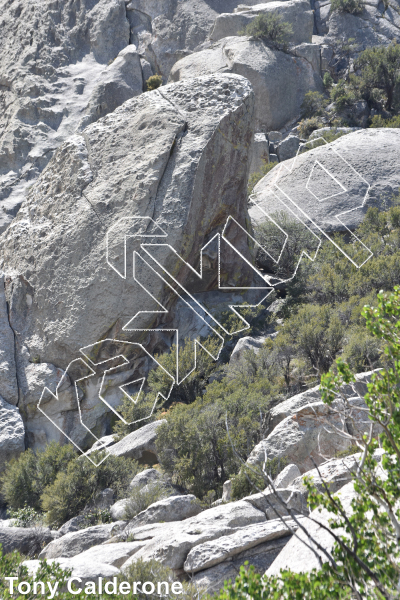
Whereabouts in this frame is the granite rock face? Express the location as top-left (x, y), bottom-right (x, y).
top-left (0, 74), bottom-right (255, 450)
top-left (0, 396), bottom-right (25, 474)
top-left (0, 0), bottom-right (132, 234)
top-left (169, 37), bottom-right (324, 132)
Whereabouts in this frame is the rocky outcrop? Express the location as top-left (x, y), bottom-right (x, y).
top-left (39, 522), bottom-right (125, 559)
top-left (209, 1), bottom-right (314, 46)
top-left (0, 396), bottom-right (25, 474)
top-left (107, 421), bottom-right (165, 462)
top-left (229, 335), bottom-right (268, 365)
top-left (274, 464), bottom-right (301, 489)
top-left (169, 37), bottom-right (324, 132)
top-left (250, 129), bottom-right (400, 236)
top-left (248, 401), bottom-right (353, 473)
top-left (0, 275), bottom-right (18, 405)
top-left (0, 527), bottom-right (57, 557)
top-left (0, 74), bottom-right (255, 451)
top-left (24, 557), bottom-right (121, 585)
top-left (0, 0), bottom-right (133, 234)
top-left (125, 495), bottom-right (202, 528)
top-left (266, 481), bottom-right (356, 575)
top-left (128, 0), bottom-right (264, 80)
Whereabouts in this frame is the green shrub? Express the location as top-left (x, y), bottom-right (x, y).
top-left (41, 452), bottom-right (140, 528)
top-left (254, 210), bottom-right (319, 280)
top-left (231, 458), bottom-right (287, 500)
top-left (301, 91), bottom-right (329, 118)
top-left (370, 113), bottom-right (400, 127)
top-left (330, 78), bottom-right (359, 110)
top-left (331, 0), bottom-right (365, 14)
top-left (241, 13), bottom-right (293, 51)
top-left (9, 505), bottom-right (42, 528)
top-left (1, 442), bottom-right (76, 510)
top-left (146, 74), bottom-right (162, 91)
top-left (356, 42), bottom-right (400, 110)
top-left (119, 558), bottom-right (197, 600)
top-left (248, 161), bottom-right (276, 195)
top-left (298, 116), bottom-right (322, 139)
top-left (215, 287), bottom-right (400, 599)
top-left (156, 365), bottom-right (273, 498)
top-left (123, 480), bottom-right (169, 520)
top-left (323, 72), bottom-right (334, 89)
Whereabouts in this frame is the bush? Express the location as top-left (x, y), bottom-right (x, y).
top-left (356, 42), bottom-right (400, 110)
top-left (156, 362), bottom-right (273, 498)
top-left (248, 161), bottom-right (276, 195)
top-left (323, 72), bottom-right (334, 89)
top-left (301, 91), bottom-right (329, 118)
top-left (241, 13), bottom-right (293, 51)
top-left (146, 74), bottom-right (162, 91)
top-left (298, 116), bottom-right (322, 139)
top-left (123, 480), bottom-right (169, 520)
top-left (1, 442), bottom-right (76, 511)
top-left (9, 505), bottom-right (42, 528)
top-left (231, 458), bottom-right (287, 500)
top-left (254, 210), bottom-right (319, 281)
top-left (119, 558), bottom-right (197, 600)
top-left (216, 287), bottom-right (400, 599)
top-left (370, 113), bottom-right (400, 127)
top-left (41, 452), bottom-right (140, 528)
top-left (331, 0), bottom-right (365, 14)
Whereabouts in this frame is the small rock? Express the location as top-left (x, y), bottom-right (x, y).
top-left (222, 480), bottom-right (232, 503)
top-left (93, 488), bottom-right (114, 509)
top-left (129, 468), bottom-right (163, 490)
top-left (269, 154), bottom-right (279, 163)
top-left (274, 464), bottom-right (301, 489)
top-left (110, 499), bottom-right (129, 522)
top-left (277, 135), bottom-right (300, 162)
top-left (58, 515), bottom-right (87, 536)
top-left (230, 336), bottom-right (267, 365)
top-left (268, 131), bottom-right (283, 143)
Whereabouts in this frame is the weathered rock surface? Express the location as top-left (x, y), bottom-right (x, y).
top-left (268, 370), bottom-right (373, 431)
top-left (39, 522), bottom-right (125, 559)
top-left (0, 0), bottom-right (133, 233)
top-left (209, 1), bottom-right (314, 46)
top-left (291, 454), bottom-right (359, 495)
top-left (73, 541), bottom-right (146, 568)
top-left (129, 468), bottom-right (163, 489)
top-left (0, 74), bottom-right (255, 451)
top-left (0, 275), bottom-right (18, 405)
top-left (107, 421), bottom-right (165, 462)
top-left (250, 134), bottom-right (269, 176)
top-left (169, 37), bottom-right (323, 132)
top-left (129, 0), bottom-right (264, 80)
top-left (266, 482), bottom-right (357, 575)
top-left (0, 396), bottom-right (25, 474)
top-left (192, 536), bottom-right (289, 594)
top-left (184, 518), bottom-right (298, 573)
top-left (274, 464), bottom-right (301, 489)
top-left (229, 335), bottom-right (267, 365)
top-left (250, 130), bottom-right (400, 235)
top-left (126, 495), bottom-right (203, 528)
top-left (248, 401), bottom-right (353, 473)
top-left (24, 557), bottom-right (120, 584)
top-left (0, 527), bottom-right (57, 557)
top-left (243, 489), bottom-right (308, 519)
top-left (123, 498), bottom-right (266, 570)
top-left (110, 499), bottom-right (130, 521)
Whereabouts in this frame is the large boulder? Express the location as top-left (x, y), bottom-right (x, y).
top-left (209, 1), bottom-right (314, 46)
top-left (248, 401), bottom-right (353, 473)
top-left (169, 37), bottom-right (323, 132)
top-left (266, 482), bottom-right (357, 575)
top-left (0, 395), bottom-right (25, 474)
top-left (183, 518), bottom-right (299, 574)
top-left (125, 495), bottom-right (202, 528)
top-left (107, 421), bottom-right (165, 462)
top-left (123, 498), bottom-right (267, 570)
top-left (128, 0), bottom-right (264, 79)
top-left (0, 0), bottom-right (133, 233)
top-left (0, 527), bottom-right (57, 557)
top-left (70, 541), bottom-right (146, 568)
top-left (39, 522), bottom-right (125, 559)
top-left (250, 130), bottom-right (400, 238)
top-left (229, 335), bottom-right (268, 365)
top-left (0, 73), bottom-right (255, 451)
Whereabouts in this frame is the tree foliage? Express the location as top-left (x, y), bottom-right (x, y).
top-left (215, 286), bottom-right (400, 599)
